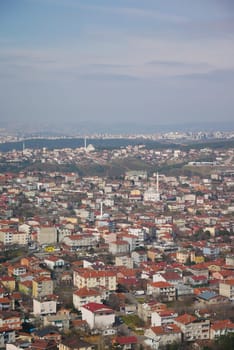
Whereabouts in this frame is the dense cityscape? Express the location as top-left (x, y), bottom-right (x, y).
top-left (0, 134), bottom-right (233, 350)
top-left (1, 0), bottom-right (234, 349)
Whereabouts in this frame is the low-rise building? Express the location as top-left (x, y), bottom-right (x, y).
top-left (151, 309), bottom-right (178, 327)
top-left (43, 313), bottom-right (70, 331)
top-left (175, 314), bottom-right (210, 342)
top-left (210, 319), bottom-right (234, 339)
top-left (81, 302), bottom-right (115, 330)
top-left (73, 287), bottom-right (102, 311)
top-left (147, 281), bottom-right (176, 301)
top-left (44, 256), bottom-right (65, 270)
top-left (59, 336), bottom-right (94, 350)
top-left (144, 324), bottom-right (182, 349)
top-left (33, 298), bottom-right (57, 316)
top-left (0, 276), bottom-right (16, 292)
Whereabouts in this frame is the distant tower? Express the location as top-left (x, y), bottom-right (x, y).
top-left (22, 141), bottom-right (25, 155)
top-left (84, 137), bottom-right (87, 151)
top-left (155, 172), bottom-right (160, 201)
top-left (144, 172), bottom-right (161, 202)
top-left (156, 172), bottom-right (159, 193)
top-left (100, 201), bottom-right (103, 218)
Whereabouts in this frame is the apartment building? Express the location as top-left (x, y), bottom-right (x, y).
top-left (0, 276), bottom-right (16, 292)
top-left (73, 269), bottom-right (116, 291)
top-left (219, 279), bottom-right (234, 301)
top-left (151, 309), bottom-right (178, 327)
top-left (33, 298), bottom-right (57, 316)
top-left (73, 287), bottom-right (102, 311)
top-left (7, 264), bottom-right (27, 277)
top-left (147, 281), bottom-right (176, 301)
top-left (32, 276), bottom-right (53, 298)
top-left (0, 311), bottom-right (21, 331)
top-left (0, 229), bottom-right (14, 245)
top-left (175, 314), bottom-right (210, 341)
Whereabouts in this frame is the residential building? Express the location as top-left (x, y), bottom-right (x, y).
top-left (175, 314), bottom-right (210, 341)
top-left (63, 234), bottom-right (97, 250)
top-left (43, 313), bottom-right (70, 331)
top-left (44, 256), bottom-right (65, 270)
top-left (59, 336), bottom-right (94, 350)
top-left (219, 279), bottom-right (234, 301)
top-left (7, 264), bottom-right (27, 277)
top-left (33, 298), bottom-right (57, 316)
top-left (38, 226), bottom-right (57, 245)
top-left (32, 277), bottom-right (53, 298)
top-left (147, 281), bottom-right (176, 301)
top-left (0, 330), bottom-right (16, 348)
top-left (144, 324), bottom-right (182, 349)
top-left (115, 255), bottom-right (133, 268)
top-left (210, 319), bottom-right (234, 339)
top-left (81, 302), bottom-right (115, 330)
top-left (0, 276), bottom-right (16, 292)
top-left (131, 250), bottom-right (147, 266)
top-left (114, 336), bottom-right (138, 350)
top-left (73, 269), bottom-right (116, 291)
top-left (109, 240), bottom-right (129, 255)
top-left (73, 288), bottom-right (102, 311)
top-left (0, 311), bottom-right (21, 331)
top-left (151, 309), bottom-right (178, 327)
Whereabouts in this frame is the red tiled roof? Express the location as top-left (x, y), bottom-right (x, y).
top-left (191, 275), bottom-right (207, 281)
top-left (211, 320), bottom-right (234, 331)
top-left (151, 324), bottom-right (181, 335)
top-left (0, 276), bottom-right (15, 281)
top-left (73, 287), bottom-right (100, 297)
top-left (175, 313), bottom-right (196, 325)
top-left (221, 279), bottom-right (234, 286)
top-left (74, 268), bottom-right (116, 278)
top-left (149, 281), bottom-right (173, 288)
top-left (116, 336), bottom-right (138, 345)
top-left (82, 302), bottom-right (114, 313)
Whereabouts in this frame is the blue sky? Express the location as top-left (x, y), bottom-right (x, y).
top-left (0, 0), bottom-right (234, 131)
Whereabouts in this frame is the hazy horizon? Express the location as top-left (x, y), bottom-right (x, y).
top-left (0, 0), bottom-right (234, 129)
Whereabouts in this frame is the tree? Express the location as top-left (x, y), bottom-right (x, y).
top-left (213, 333), bottom-right (234, 350)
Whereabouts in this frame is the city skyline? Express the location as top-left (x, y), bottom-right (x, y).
top-left (0, 0), bottom-right (234, 130)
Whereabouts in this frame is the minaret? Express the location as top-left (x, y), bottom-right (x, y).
top-left (84, 137), bottom-right (87, 151)
top-left (156, 172), bottom-right (160, 201)
top-left (100, 201), bottom-right (103, 218)
top-left (156, 172), bottom-right (159, 193)
top-left (22, 141), bottom-right (25, 155)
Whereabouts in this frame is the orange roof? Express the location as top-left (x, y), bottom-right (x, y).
top-left (211, 319), bottom-right (234, 331)
top-left (0, 297), bottom-right (11, 303)
top-left (73, 287), bottom-right (100, 297)
top-left (75, 268), bottom-right (116, 278)
top-left (0, 276), bottom-right (15, 281)
top-left (34, 276), bottom-right (52, 282)
top-left (151, 324), bottom-right (181, 335)
top-left (149, 281), bottom-right (173, 288)
top-left (221, 279), bottom-right (234, 286)
top-left (175, 313), bottom-right (196, 325)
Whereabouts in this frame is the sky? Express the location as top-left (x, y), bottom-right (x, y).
top-left (0, 0), bottom-right (234, 132)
